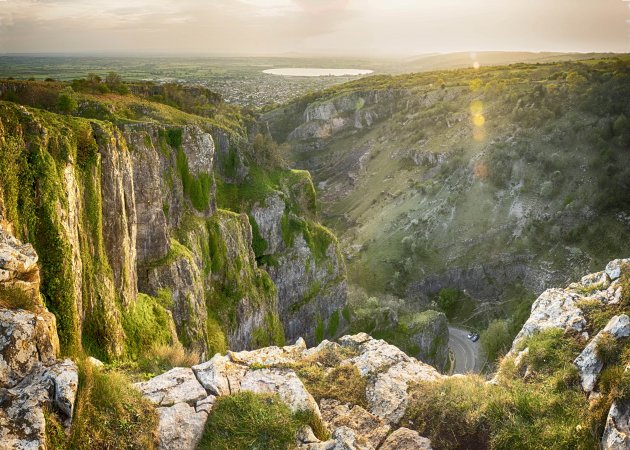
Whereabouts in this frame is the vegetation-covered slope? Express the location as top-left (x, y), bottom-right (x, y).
top-left (265, 56), bottom-right (630, 335)
top-left (0, 76), bottom-right (347, 363)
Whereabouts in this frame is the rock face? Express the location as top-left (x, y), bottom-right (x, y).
top-left (574, 315), bottom-right (630, 393)
top-left (508, 288), bottom-right (588, 355)
top-left (0, 225), bottom-right (79, 450)
top-left (251, 184), bottom-right (348, 345)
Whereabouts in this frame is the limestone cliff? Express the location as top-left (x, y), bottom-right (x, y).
top-left (0, 84), bottom-right (347, 362)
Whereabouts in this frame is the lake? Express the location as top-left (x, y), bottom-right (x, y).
top-left (263, 68), bottom-right (373, 77)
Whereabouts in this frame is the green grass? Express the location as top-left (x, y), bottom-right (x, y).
top-left (198, 392), bottom-right (306, 450)
top-left (403, 328), bottom-right (620, 449)
top-left (46, 360), bottom-right (158, 449)
top-left (122, 293), bottom-right (173, 360)
top-left (0, 286), bottom-right (39, 311)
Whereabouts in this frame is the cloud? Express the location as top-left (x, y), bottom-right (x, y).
top-left (0, 0), bottom-right (627, 54)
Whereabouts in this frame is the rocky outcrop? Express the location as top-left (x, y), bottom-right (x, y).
top-left (138, 334), bottom-right (436, 449)
top-left (319, 398), bottom-right (390, 450)
top-left (0, 225), bottom-right (40, 304)
top-left (0, 225), bottom-right (79, 450)
top-left (284, 90), bottom-right (406, 147)
top-left (134, 367), bottom-right (214, 450)
top-left (240, 368), bottom-right (321, 417)
top-left (574, 315), bottom-right (630, 393)
top-left (508, 288), bottom-right (588, 355)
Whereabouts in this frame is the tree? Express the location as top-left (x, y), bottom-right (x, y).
top-left (56, 88), bottom-right (77, 114)
top-left (480, 319), bottom-right (511, 363)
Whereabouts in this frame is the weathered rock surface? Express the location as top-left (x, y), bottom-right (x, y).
top-left (228, 337), bottom-right (306, 366)
top-left (509, 288), bottom-right (588, 355)
top-left (602, 397), bottom-right (630, 450)
top-left (134, 367), bottom-right (207, 407)
top-left (192, 353), bottom-right (247, 396)
top-left (574, 315), bottom-right (630, 393)
top-left (319, 398), bottom-right (390, 450)
top-left (379, 427), bottom-right (433, 450)
top-left (0, 359), bottom-right (79, 450)
top-left (0, 308), bottom-right (59, 389)
top-left (0, 226), bottom-right (40, 302)
top-left (240, 368), bottom-right (321, 417)
top-left (367, 360), bottom-right (442, 424)
top-left (156, 401), bottom-right (210, 450)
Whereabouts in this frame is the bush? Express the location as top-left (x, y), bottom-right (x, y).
top-left (437, 288), bottom-right (461, 319)
top-left (56, 88), bottom-right (77, 114)
top-left (480, 319), bottom-right (511, 363)
top-left (198, 392), bottom-right (301, 450)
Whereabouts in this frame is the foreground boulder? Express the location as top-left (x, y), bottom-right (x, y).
top-left (0, 357), bottom-right (78, 449)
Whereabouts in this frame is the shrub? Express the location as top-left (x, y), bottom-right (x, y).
top-left (437, 288), bottom-right (460, 319)
top-left (480, 319), bottom-right (511, 363)
top-left (198, 392), bottom-right (301, 450)
top-left (595, 332), bottom-right (620, 365)
top-left (56, 88), bottom-right (77, 114)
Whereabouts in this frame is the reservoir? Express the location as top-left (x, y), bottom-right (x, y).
top-left (263, 68), bottom-right (373, 77)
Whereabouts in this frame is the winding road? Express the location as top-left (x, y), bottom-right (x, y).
top-left (448, 326), bottom-right (481, 374)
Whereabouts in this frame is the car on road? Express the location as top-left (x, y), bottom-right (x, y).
top-left (467, 331), bottom-right (480, 342)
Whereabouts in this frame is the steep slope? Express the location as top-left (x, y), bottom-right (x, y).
top-left (0, 79), bottom-right (348, 362)
top-left (264, 56), bottom-right (630, 327)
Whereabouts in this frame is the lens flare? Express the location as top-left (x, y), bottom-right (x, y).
top-left (473, 61), bottom-right (480, 70)
top-left (473, 114), bottom-right (485, 127)
top-left (470, 100), bottom-right (483, 115)
top-left (473, 127), bottom-right (486, 142)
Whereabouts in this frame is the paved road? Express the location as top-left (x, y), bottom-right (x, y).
top-left (448, 326), bottom-right (481, 374)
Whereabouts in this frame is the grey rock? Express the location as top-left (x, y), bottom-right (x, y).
top-left (0, 308), bottom-right (59, 389)
top-left (192, 353), bottom-right (248, 396)
top-left (605, 259), bottom-right (629, 281)
top-left (509, 288), bottom-right (587, 355)
top-left (602, 399), bottom-right (630, 450)
top-left (134, 367), bottom-right (207, 407)
top-left (379, 427), bottom-right (433, 450)
top-left (319, 398), bottom-right (390, 450)
top-left (45, 359), bottom-right (79, 418)
top-left (240, 368), bottom-right (321, 417)
top-left (574, 315), bottom-right (630, 393)
top-left (156, 402), bottom-right (208, 450)
top-left (228, 337), bottom-right (307, 366)
top-left (366, 360), bottom-right (442, 424)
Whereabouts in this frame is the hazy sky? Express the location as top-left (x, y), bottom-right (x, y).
top-left (1, 0), bottom-right (629, 55)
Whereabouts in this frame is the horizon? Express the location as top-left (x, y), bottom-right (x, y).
top-left (1, 0), bottom-right (629, 56)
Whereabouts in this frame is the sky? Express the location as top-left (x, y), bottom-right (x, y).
top-left (0, 0), bottom-right (629, 56)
